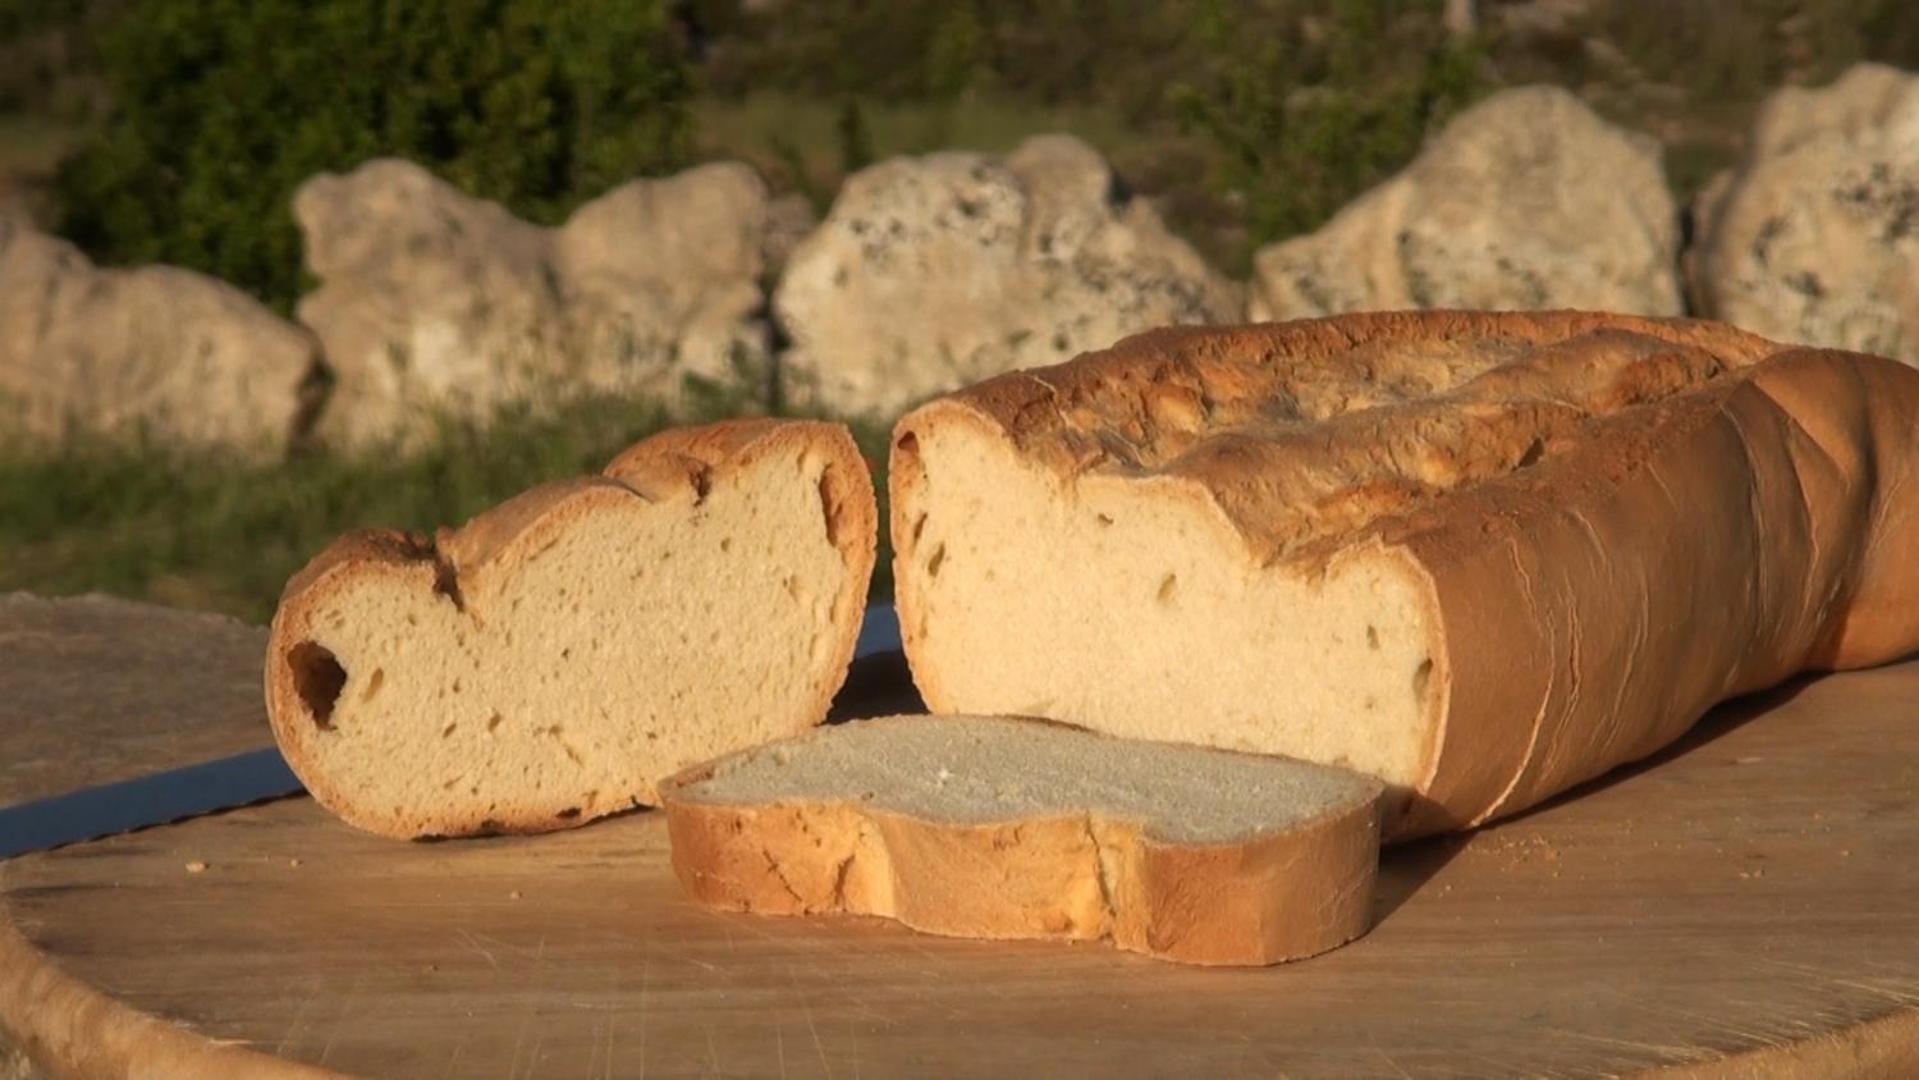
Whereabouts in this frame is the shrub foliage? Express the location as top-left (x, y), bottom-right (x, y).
top-left (1169, 0), bottom-right (1483, 246)
top-left (55, 0), bottom-right (692, 309)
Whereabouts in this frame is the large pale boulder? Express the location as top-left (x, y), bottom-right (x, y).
top-left (295, 160), bottom-right (556, 449)
top-left (554, 163), bottom-right (793, 397)
top-left (296, 159), bottom-right (791, 449)
top-left (773, 134), bottom-right (1240, 417)
top-left (0, 221), bottom-right (322, 456)
top-left (1690, 64), bottom-right (1919, 364)
top-left (1250, 86), bottom-right (1683, 321)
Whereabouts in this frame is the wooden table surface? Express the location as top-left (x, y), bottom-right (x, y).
top-left (1, 596), bottom-right (1916, 1078)
top-left (0, 593), bottom-right (273, 805)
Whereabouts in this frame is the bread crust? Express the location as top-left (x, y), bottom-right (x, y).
top-left (265, 419), bottom-right (877, 839)
top-left (658, 722), bottom-right (1382, 967)
top-left (890, 311), bottom-right (1919, 839)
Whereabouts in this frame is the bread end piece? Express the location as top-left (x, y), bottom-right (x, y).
top-left (265, 419), bottom-right (877, 840)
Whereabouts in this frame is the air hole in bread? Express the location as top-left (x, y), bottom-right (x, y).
top-left (1156, 573), bottom-right (1178, 605)
top-left (1096, 513), bottom-right (1114, 526)
top-left (487, 711), bottom-right (505, 733)
top-left (287, 642), bottom-right (346, 730)
top-left (817, 466), bottom-right (849, 549)
top-left (361, 667), bottom-right (385, 702)
top-left (1366, 626), bottom-right (1380, 650)
top-left (441, 722), bottom-right (457, 738)
top-left (720, 537), bottom-right (733, 553)
top-left (926, 543), bottom-right (947, 578)
top-left (556, 807), bottom-right (581, 820)
top-left (1413, 659), bottom-right (1434, 700)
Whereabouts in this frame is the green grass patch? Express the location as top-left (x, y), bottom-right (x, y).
top-left (0, 399), bottom-right (896, 625)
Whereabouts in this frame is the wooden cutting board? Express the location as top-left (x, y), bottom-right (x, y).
top-left (2, 597), bottom-right (1916, 1078)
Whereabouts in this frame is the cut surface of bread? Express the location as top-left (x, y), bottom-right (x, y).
top-left (890, 311), bottom-right (1919, 840)
top-left (661, 714), bottom-right (1383, 966)
top-left (266, 419), bottom-right (876, 839)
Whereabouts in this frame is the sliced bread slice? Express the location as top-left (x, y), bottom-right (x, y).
top-left (660, 714), bottom-right (1384, 966)
top-left (265, 419), bottom-right (877, 839)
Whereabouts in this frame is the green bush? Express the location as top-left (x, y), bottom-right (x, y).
top-left (1574, 0), bottom-right (1919, 105)
top-left (1171, 0), bottom-right (1484, 247)
top-left (55, 0), bottom-right (692, 310)
top-left (689, 0), bottom-right (1481, 264)
top-left (690, 0), bottom-right (1210, 122)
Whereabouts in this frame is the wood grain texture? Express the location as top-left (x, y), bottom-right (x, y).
top-left (2, 598), bottom-right (1918, 1077)
top-left (0, 594), bottom-right (292, 1080)
top-left (0, 592), bottom-right (271, 806)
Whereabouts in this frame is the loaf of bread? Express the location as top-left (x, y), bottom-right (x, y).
top-left (890, 311), bottom-right (1919, 840)
top-left (266, 419), bottom-right (876, 839)
top-left (660, 714), bottom-right (1383, 965)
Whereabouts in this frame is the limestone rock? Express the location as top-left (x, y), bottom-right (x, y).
top-left (1691, 64), bottom-right (1919, 364)
top-left (296, 159), bottom-right (785, 449)
top-left (773, 134), bottom-right (1240, 417)
top-left (554, 162), bottom-right (790, 400)
top-left (1250, 86), bottom-right (1683, 322)
top-left (0, 221), bottom-right (321, 456)
top-left (295, 160), bottom-right (555, 449)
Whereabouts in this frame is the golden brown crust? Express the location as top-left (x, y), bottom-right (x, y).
top-left (604, 417), bottom-right (805, 499)
top-left (891, 311), bottom-right (1919, 839)
top-left (265, 419), bottom-right (878, 841)
top-left (657, 727), bottom-right (1381, 967)
top-left (432, 476), bottom-right (636, 585)
top-left (898, 311), bottom-right (1777, 565)
top-left (273, 526), bottom-right (436, 611)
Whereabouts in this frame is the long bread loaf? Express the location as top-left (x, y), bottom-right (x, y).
top-left (890, 312), bottom-right (1919, 839)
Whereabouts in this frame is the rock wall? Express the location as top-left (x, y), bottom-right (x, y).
top-left (0, 221), bottom-right (322, 457)
top-left (774, 135), bottom-right (1240, 417)
top-left (1250, 86), bottom-right (1684, 322)
top-left (12, 65), bottom-right (1919, 456)
top-left (1690, 64), bottom-right (1919, 365)
top-left (298, 159), bottom-right (801, 449)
